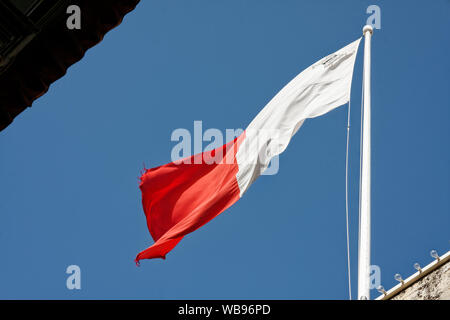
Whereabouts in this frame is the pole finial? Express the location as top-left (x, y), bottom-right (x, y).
top-left (363, 25), bottom-right (373, 35)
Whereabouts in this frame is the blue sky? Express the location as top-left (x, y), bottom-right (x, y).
top-left (0, 0), bottom-right (449, 299)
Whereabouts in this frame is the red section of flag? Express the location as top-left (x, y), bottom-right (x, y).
top-left (135, 133), bottom-right (245, 264)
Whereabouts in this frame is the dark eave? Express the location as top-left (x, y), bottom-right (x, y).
top-left (0, 0), bottom-right (140, 132)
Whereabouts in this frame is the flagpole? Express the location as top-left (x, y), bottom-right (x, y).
top-left (358, 24), bottom-right (373, 300)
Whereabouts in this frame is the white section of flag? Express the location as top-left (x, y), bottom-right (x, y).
top-left (236, 38), bottom-right (362, 196)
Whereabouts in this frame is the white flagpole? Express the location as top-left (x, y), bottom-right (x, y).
top-left (358, 24), bottom-right (373, 300)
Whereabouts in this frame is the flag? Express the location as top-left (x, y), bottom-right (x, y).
top-left (135, 38), bottom-right (361, 264)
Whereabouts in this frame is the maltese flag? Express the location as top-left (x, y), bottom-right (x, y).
top-left (135, 38), bottom-right (361, 264)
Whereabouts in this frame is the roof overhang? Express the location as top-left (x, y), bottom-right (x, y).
top-left (0, 0), bottom-right (140, 132)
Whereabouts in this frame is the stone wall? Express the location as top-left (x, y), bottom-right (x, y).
top-left (391, 260), bottom-right (450, 300)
